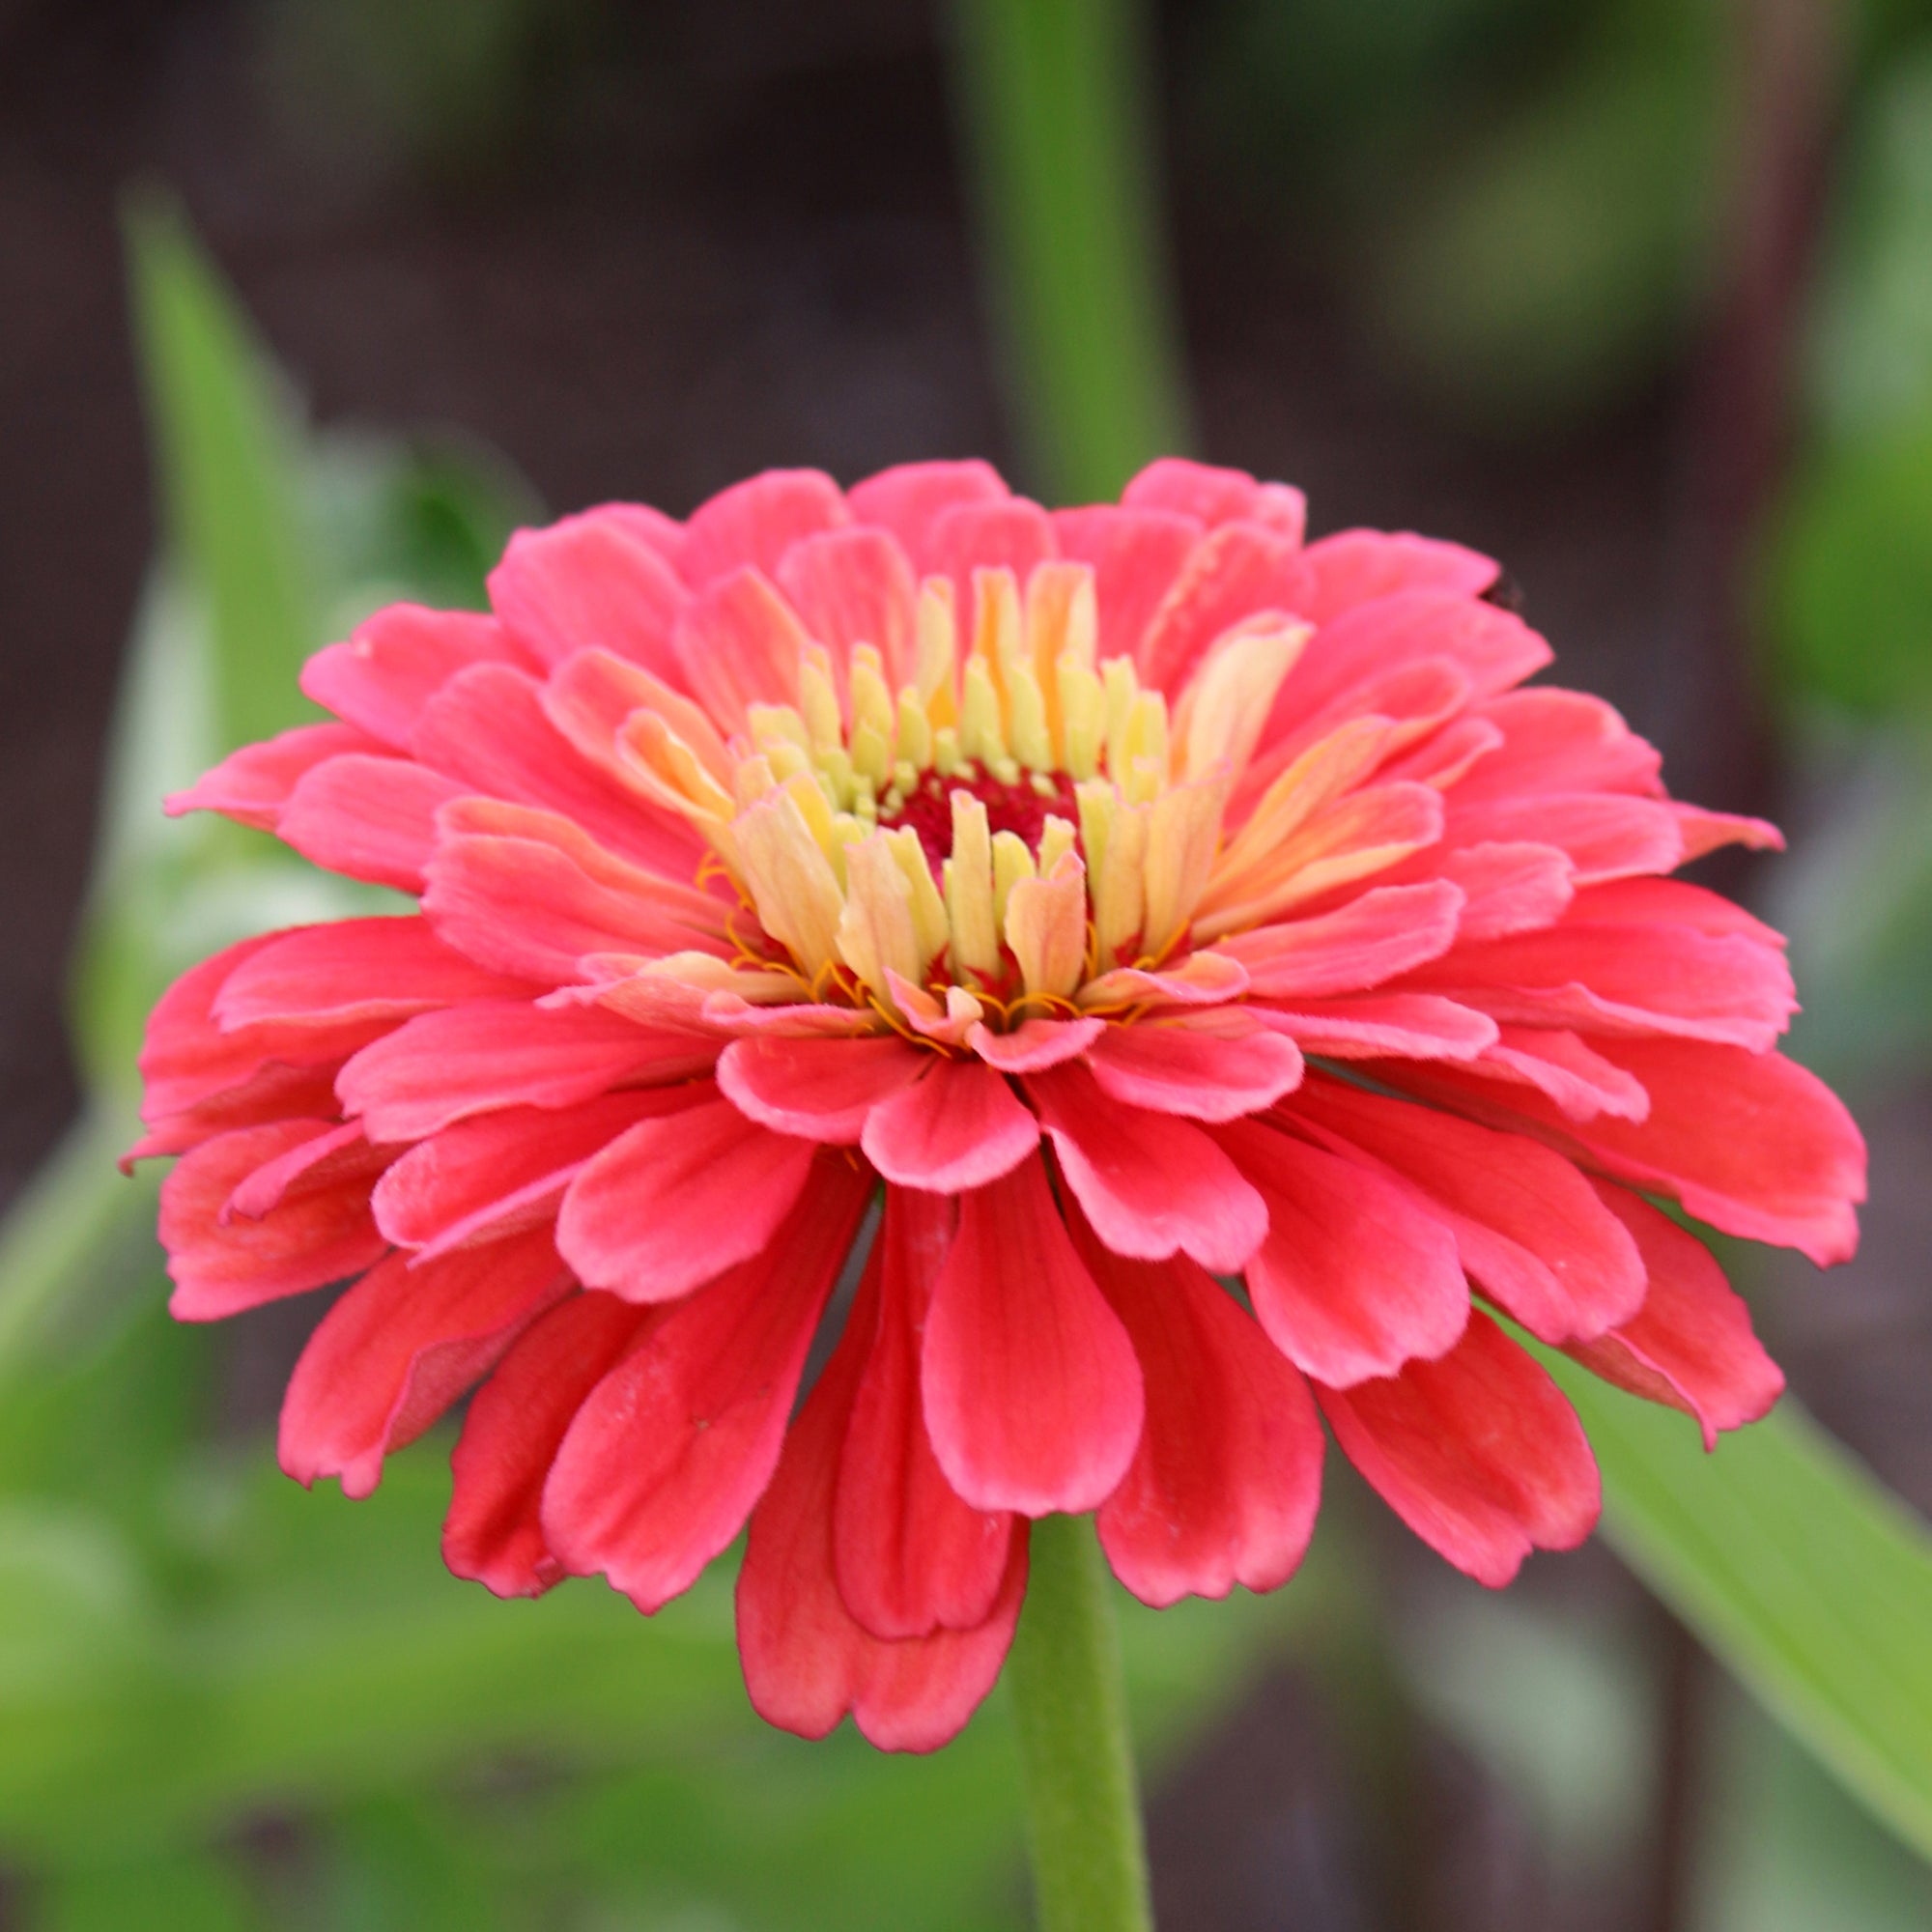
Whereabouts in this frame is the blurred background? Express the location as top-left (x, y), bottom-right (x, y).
top-left (3, 0), bottom-right (1932, 1926)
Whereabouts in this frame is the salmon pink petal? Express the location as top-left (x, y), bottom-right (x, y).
top-left (556, 1093), bottom-right (819, 1301)
top-left (673, 568), bottom-right (813, 726)
top-left (1292, 1076), bottom-right (1645, 1344)
top-left (444, 1291), bottom-right (661, 1597)
top-left (1051, 505), bottom-right (1200, 659)
top-left (224, 1120), bottom-right (370, 1220)
top-left (213, 917), bottom-right (534, 1030)
top-left (1222, 1119), bottom-right (1469, 1386)
top-left (1122, 457), bottom-right (1307, 542)
top-left (131, 1064), bottom-right (352, 1166)
top-left (1069, 1213), bottom-right (1323, 1606)
top-left (718, 1032), bottom-right (924, 1143)
top-left (861, 1056), bottom-right (1039, 1191)
top-left (1569, 876), bottom-right (1787, 945)
top-left (542, 1160), bottom-right (868, 1609)
top-left (1254, 993), bottom-right (1496, 1063)
top-left (160, 1121), bottom-right (389, 1321)
top-left (1569, 1182), bottom-right (1783, 1447)
top-left (338, 999), bottom-right (711, 1142)
top-left (1473, 1027), bottom-right (1651, 1122)
top-left (837, 1189), bottom-right (1014, 1638)
top-left (1084, 1015), bottom-right (1302, 1122)
top-left (966, 1015), bottom-right (1104, 1072)
top-left (738, 1305), bottom-right (1027, 1751)
top-left (165, 723), bottom-right (388, 829)
top-left (372, 1090), bottom-right (688, 1256)
top-left (1293, 531), bottom-right (1499, 625)
top-left (1214, 881), bottom-right (1464, 998)
top-left (676, 469), bottom-right (849, 589)
top-left (1137, 523), bottom-right (1306, 694)
top-left (1318, 1310), bottom-right (1600, 1587)
top-left (925, 499), bottom-right (1058, 597)
top-left (776, 526), bottom-right (919, 687)
top-left (300, 606), bottom-right (527, 748)
top-left (922, 1154), bottom-right (1144, 1515)
top-left (279, 1227), bottom-right (571, 1499)
top-left (1674, 803), bottom-right (1784, 859)
top-left (487, 511), bottom-right (689, 677)
top-left (1028, 1061), bottom-right (1267, 1273)
top-left (276, 754), bottom-right (464, 892)
top-left (589, 499), bottom-right (684, 559)
top-left (1453, 689), bottom-right (1662, 802)
top-left (1428, 842), bottom-right (1576, 941)
top-left (1442, 793), bottom-right (1684, 884)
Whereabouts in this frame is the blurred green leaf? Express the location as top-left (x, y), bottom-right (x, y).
top-left (126, 196), bottom-right (323, 757)
top-left (1542, 1356), bottom-right (1932, 1862)
top-left (35, 1847), bottom-right (265, 1932)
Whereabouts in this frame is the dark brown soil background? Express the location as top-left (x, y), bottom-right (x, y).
top-left (0, 4), bottom-right (1924, 1928)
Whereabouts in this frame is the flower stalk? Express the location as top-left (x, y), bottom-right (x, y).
top-left (1006, 1512), bottom-right (1153, 1932)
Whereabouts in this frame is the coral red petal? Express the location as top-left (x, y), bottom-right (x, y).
top-left (1292, 1076), bottom-right (1645, 1344)
top-left (1137, 523), bottom-right (1306, 694)
top-left (1442, 793), bottom-right (1685, 884)
top-left (487, 510), bottom-right (689, 678)
top-left (1122, 457), bottom-right (1307, 543)
top-left (444, 1291), bottom-right (662, 1596)
top-left (1319, 1311), bottom-right (1600, 1587)
top-left (277, 753), bottom-right (465, 892)
top-left (967, 1015), bottom-right (1105, 1072)
top-left (1051, 504), bottom-right (1200, 660)
top-left (677, 469), bottom-right (849, 589)
top-left (301, 606), bottom-right (527, 748)
top-left (1293, 531), bottom-right (1499, 625)
top-left (279, 1227), bottom-right (571, 1499)
top-left (1214, 881), bottom-right (1465, 998)
top-left (1453, 689), bottom-right (1662, 802)
top-left (542, 1159), bottom-right (868, 1609)
top-left (922, 1155), bottom-right (1145, 1516)
top-left (1083, 1013), bottom-right (1303, 1122)
top-left (847, 459), bottom-right (1009, 565)
top-left (1069, 1213), bottom-right (1323, 1606)
top-left (166, 723), bottom-right (389, 829)
top-left (836, 1189), bottom-right (1014, 1638)
top-left (1223, 1119), bottom-right (1469, 1386)
top-left (556, 1092), bottom-right (819, 1301)
top-left (717, 1032), bottom-right (924, 1144)
top-left (1255, 993), bottom-right (1497, 1063)
top-left (925, 498), bottom-right (1058, 597)
top-left (776, 526), bottom-right (919, 687)
top-left (861, 1056), bottom-right (1040, 1191)
top-left (1029, 1062), bottom-right (1267, 1272)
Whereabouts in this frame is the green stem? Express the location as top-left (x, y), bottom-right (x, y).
top-left (948, 0), bottom-right (1193, 501)
top-left (1006, 1512), bottom-right (1153, 1932)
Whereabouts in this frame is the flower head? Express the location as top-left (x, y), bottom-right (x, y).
top-left (139, 458), bottom-right (1865, 1749)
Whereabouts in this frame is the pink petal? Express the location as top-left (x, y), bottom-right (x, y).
top-left (717, 1032), bottom-right (924, 1143)
top-left (1122, 457), bottom-right (1307, 543)
top-left (1674, 803), bottom-right (1784, 860)
top-left (1069, 1212), bottom-right (1323, 1606)
top-left (738, 1300), bottom-right (1027, 1752)
top-left (1425, 841), bottom-right (1576, 942)
top-left (1454, 689), bottom-right (1662, 802)
top-left (676, 469), bottom-right (849, 589)
top-left (556, 1092), bottom-right (819, 1301)
top-left (277, 753), bottom-right (465, 892)
top-left (1441, 793), bottom-right (1684, 884)
top-left (444, 1291), bottom-right (661, 1597)
top-left (541, 1159), bottom-right (868, 1609)
top-left (922, 1155), bottom-right (1144, 1515)
top-left (1253, 993), bottom-right (1497, 1063)
top-left (1027, 1061), bottom-right (1267, 1273)
top-left (1568, 1183), bottom-right (1784, 1448)
top-left (861, 1056), bottom-right (1040, 1191)
top-left (224, 1119), bottom-right (370, 1220)
top-left (1214, 881), bottom-right (1465, 998)
top-left (165, 723), bottom-right (388, 829)
top-left (1137, 523), bottom-right (1307, 695)
top-left (372, 1089), bottom-right (688, 1256)
top-left (924, 499), bottom-right (1058, 600)
top-left (1293, 531), bottom-right (1500, 625)
top-left (1318, 1310), bottom-right (1600, 1587)
top-left (487, 510), bottom-right (689, 678)
top-left (1083, 1013), bottom-right (1302, 1122)
top-left (338, 999), bottom-right (712, 1143)
top-left (279, 1227), bottom-right (571, 1499)
top-left (1292, 1076), bottom-right (1645, 1344)
top-left (160, 1120), bottom-right (389, 1321)
top-left (836, 1189), bottom-right (1014, 1638)
top-left (776, 527), bottom-right (919, 687)
top-left (847, 459), bottom-right (1009, 568)
top-left (1222, 1119), bottom-right (1469, 1386)
top-left (966, 1015), bottom-right (1105, 1072)
top-left (673, 567), bottom-right (812, 727)
top-left (213, 916), bottom-right (534, 1031)
top-left (1472, 1027), bottom-right (1652, 1122)
top-left (300, 605), bottom-right (527, 748)
top-left (1051, 505), bottom-right (1200, 660)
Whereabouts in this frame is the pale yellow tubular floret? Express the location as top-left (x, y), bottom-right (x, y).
top-left (734, 788), bottom-right (847, 980)
top-left (1092, 794), bottom-right (1149, 965)
top-left (973, 567), bottom-right (1025, 701)
top-left (1059, 660), bottom-right (1106, 781)
top-left (896, 691), bottom-right (933, 772)
top-left (849, 644), bottom-right (895, 741)
top-left (990, 830), bottom-right (1036, 934)
top-left (916, 579), bottom-right (959, 730)
top-left (836, 833), bottom-right (923, 1006)
top-left (1141, 777), bottom-right (1230, 957)
top-left (732, 753), bottom-right (779, 811)
top-left (1175, 619), bottom-right (1310, 785)
top-left (800, 647), bottom-right (843, 755)
top-left (1022, 562), bottom-right (1094, 752)
top-left (932, 725), bottom-right (964, 778)
top-left (1007, 661), bottom-right (1054, 773)
top-left (851, 723), bottom-right (893, 789)
top-left (1101, 656), bottom-right (1140, 782)
top-left (1005, 849), bottom-right (1088, 1001)
top-left (959, 655), bottom-right (1008, 769)
top-left (1075, 780), bottom-right (1114, 889)
top-left (1037, 812), bottom-right (1078, 874)
top-left (882, 825), bottom-right (950, 976)
top-left (748, 702), bottom-right (810, 755)
top-left (943, 791), bottom-right (1000, 981)
top-left (816, 746), bottom-right (858, 811)
top-left (618, 712), bottom-right (736, 831)
top-left (779, 767), bottom-right (838, 864)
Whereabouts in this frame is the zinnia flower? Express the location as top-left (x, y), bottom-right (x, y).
top-left (137, 458), bottom-right (1865, 1750)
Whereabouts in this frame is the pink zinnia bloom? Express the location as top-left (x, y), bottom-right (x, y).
top-left (137, 458), bottom-right (1864, 1749)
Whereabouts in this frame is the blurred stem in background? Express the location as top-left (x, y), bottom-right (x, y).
top-left (948, 0), bottom-right (1193, 500)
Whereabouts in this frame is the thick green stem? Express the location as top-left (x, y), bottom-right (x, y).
top-left (1006, 1512), bottom-right (1153, 1932)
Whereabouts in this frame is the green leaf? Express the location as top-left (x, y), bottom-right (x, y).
top-left (1540, 1354), bottom-right (1932, 1861)
top-left (124, 196), bottom-right (323, 756)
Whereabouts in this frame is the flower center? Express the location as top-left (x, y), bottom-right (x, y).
top-left (878, 765), bottom-right (1082, 877)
